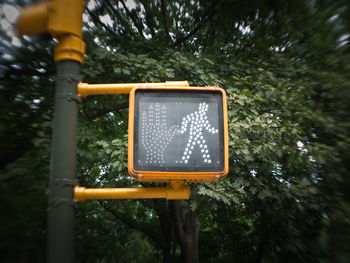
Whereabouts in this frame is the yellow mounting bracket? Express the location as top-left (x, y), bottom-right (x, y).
top-left (74, 181), bottom-right (191, 202)
top-left (77, 81), bottom-right (190, 97)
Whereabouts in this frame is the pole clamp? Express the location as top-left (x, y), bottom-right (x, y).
top-left (57, 92), bottom-right (81, 103)
top-left (56, 73), bottom-right (81, 84)
top-left (48, 198), bottom-right (77, 209)
top-left (56, 74), bottom-right (82, 103)
top-left (50, 178), bottom-right (79, 187)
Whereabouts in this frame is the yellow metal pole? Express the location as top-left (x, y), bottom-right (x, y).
top-left (74, 181), bottom-right (191, 201)
top-left (78, 81), bottom-right (190, 97)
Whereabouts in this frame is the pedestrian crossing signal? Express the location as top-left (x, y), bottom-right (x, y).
top-left (128, 86), bottom-right (228, 183)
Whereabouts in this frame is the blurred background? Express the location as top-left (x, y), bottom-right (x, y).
top-left (0, 0), bottom-right (349, 262)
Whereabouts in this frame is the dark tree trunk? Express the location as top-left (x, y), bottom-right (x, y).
top-left (255, 212), bottom-right (268, 263)
top-left (154, 200), bottom-right (172, 263)
top-left (327, 204), bottom-right (342, 263)
top-left (255, 231), bottom-right (266, 263)
top-left (169, 200), bottom-right (200, 263)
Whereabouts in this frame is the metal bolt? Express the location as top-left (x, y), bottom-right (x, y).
top-left (216, 175), bottom-right (220, 179)
top-left (139, 174), bottom-right (143, 178)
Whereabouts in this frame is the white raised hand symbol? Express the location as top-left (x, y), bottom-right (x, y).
top-left (141, 103), bottom-right (178, 165)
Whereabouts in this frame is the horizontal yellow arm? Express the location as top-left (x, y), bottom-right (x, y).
top-left (78, 81), bottom-right (190, 97)
top-left (74, 181), bottom-right (191, 202)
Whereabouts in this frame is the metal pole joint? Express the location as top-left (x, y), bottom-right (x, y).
top-left (48, 198), bottom-right (77, 209)
top-left (50, 178), bottom-right (79, 187)
top-left (54, 34), bottom-right (86, 63)
top-left (57, 92), bottom-right (81, 103)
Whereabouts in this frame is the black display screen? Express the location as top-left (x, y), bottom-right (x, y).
top-left (133, 90), bottom-right (225, 172)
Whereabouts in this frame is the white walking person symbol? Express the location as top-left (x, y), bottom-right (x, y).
top-left (141, 103), bottom-right (178, 165)
top-left (177, 102), bottom-right (218, 164)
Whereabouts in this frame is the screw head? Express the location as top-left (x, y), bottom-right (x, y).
top-left (139, 174), bottom-right (143, 178)
top-left (216, 175), bottom-right (220, 179)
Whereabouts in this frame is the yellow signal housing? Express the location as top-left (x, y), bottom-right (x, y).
top-left (17, 0), bottom-right (85, 38)
top-left (16, 1), bottom-right (51, 36)
top-left (128, 86), bottom-right (229, 183)
top-left (48, 0), bottom-right (85, 38)
top-left (16, 0), bottom-right (86, 63)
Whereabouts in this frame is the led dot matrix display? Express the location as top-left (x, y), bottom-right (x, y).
top-left (128, 87), bottom-right (228, 182)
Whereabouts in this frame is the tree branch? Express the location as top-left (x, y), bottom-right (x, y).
top-left (86, 8), bottom-right (116, 36)
top-left (119, 0), bottom-right (145, 38)
top-left (85, 102), bottom-right (129, 121)
top-left (174, 2), bottom-right (217, 46)
top-left (104, 0), bottom-right (134, 35)
top-left (0, 125), bottom-right (43, 169)
top-left (0, 141), bottom-right (33, 169)
top-left (160, 0), bottom-right (170, 40)
top-left (98, 200), bottom-right (163, 247)
top-left (142, 1), bottom-right (156, 39)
